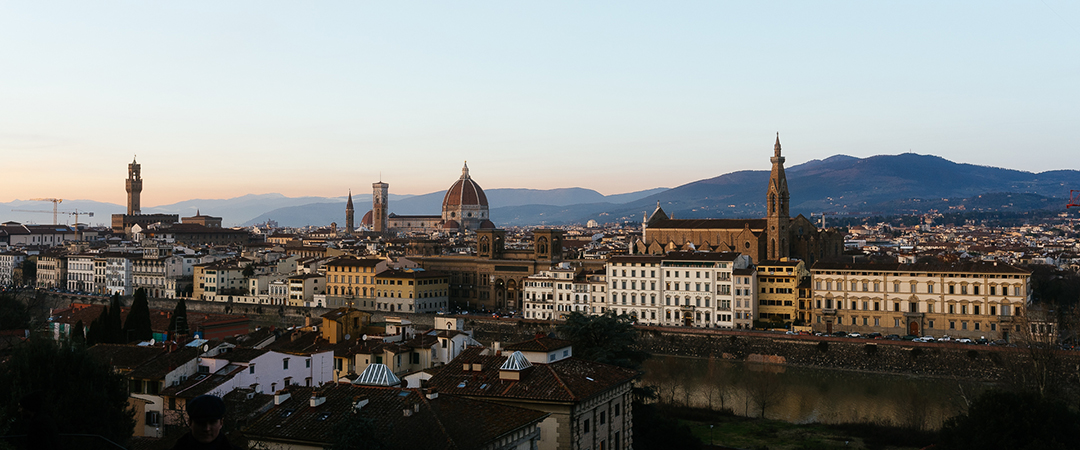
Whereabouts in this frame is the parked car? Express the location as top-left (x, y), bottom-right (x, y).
top-left (867, 332), bottom-right (883, 339)
top-left (832, 331), bottom-right (848, 337)
top-left (885, 334), bottom-right (901, 340)
top-left (848, 332), bottom-right (862, 338)
top-left (956, 338), bottom-right (974, 344)
top-left (901, 335), bottom-right (918, 341)
top-left (919, 336), bottom-right (936, 342)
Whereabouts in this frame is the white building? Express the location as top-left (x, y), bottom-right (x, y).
top-left (733, 267), bottom-right (759, 329)
top-left (66, 254), bottom-right (97, 293)
top-left (658, 252), bottom-right (750, 328)
top-left (0, 251), bottom-right (27, 287)
top-left (522, 263), bottom-right (607, 320)
top-left (105, 253), bottom-right (136, 296)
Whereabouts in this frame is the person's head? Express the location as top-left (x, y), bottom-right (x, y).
top-left (186, 394), bottom-right (226, 444)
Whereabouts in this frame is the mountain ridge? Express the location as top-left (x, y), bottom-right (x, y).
top-left (3, 153), bottom-right (1076, 228)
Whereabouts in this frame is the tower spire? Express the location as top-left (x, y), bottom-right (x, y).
top-left (766, 133), bottom-right (790, 260)
top-left (462, 161), bottom-right (470, 178)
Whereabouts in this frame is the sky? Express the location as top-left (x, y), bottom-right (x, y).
top-left (2, 1), bottom-right (1078, 207)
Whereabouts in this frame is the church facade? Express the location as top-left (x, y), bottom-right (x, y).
top-left (634, 135), bottom-right (844, 265)
top-left (359, 162), bottom-right (495, 235)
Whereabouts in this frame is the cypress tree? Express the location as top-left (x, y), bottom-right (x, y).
top-left (107, 293), bottom-right (124, 343)
top-left (87, 306), bottom-right (107, 346)
top-left (123, 288), bottom-right (153, 341)
top-left (169, 297), bottom-right (189, 337)
top-left (72, 319), bottom-right (86, 347)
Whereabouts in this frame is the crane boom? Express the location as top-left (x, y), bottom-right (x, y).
top-left (28, 198), bottom-right (63, 225)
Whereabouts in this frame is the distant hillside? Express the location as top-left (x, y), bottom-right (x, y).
top-left (8, 154), bottom-right (1074, 229)
top-left (581, 153), bottom-right (1080, 226)
top-left (240, 187), bottom-right (667, 228)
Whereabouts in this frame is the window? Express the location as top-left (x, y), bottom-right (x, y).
top-left (614, 403), bottom-right (620, 416)
top-left (249, 365), bottom-right (255, 374)
top-left (583, 419), bottom-right (590, 433)
top-left (600, 411), bottom-right (606, 424)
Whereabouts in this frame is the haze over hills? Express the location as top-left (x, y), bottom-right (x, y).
top-left (3, 153), bottom-right (1077, 228)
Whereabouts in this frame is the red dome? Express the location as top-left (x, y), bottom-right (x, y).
top-left (361, 210), bottom-right (373, 226)
top-left (442, 219), bottom-right (460, 229)
top-left (442, 162), bottom-right (488, 208)
top-left (479, 219), bottom-right (496, 229)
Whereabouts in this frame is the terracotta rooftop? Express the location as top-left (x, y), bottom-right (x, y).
top-left (427, 347), bottom-right (638, 404)
top-left (243, 384), bottom-right (547, 450)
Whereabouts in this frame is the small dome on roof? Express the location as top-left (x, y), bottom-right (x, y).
top-left (443, 219), bottom-right (460, 229)
top-left (479, 219), bottom-right (496, 229)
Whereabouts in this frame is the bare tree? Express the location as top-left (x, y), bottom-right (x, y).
top-left (746, 366), bottom-right (783, 419)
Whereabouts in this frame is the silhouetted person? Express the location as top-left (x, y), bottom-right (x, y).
top-left (18, 391), bottom-right (59, 450)
top-left (170, 394), bottom-right (240, 450)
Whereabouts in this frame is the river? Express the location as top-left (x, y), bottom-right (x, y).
top-left (640, 355), bottom-right (990, 430)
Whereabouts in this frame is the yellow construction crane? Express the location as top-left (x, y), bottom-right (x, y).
top-left (28, 198), bottom-right (63, 224)
top-left (10, 208), bottom-right (94, 240)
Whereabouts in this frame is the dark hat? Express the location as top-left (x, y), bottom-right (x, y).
top-left (187, 395), bottom-right (226, 422)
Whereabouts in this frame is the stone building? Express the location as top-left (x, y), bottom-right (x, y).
top-left (810, 260), bottom-right (1031, 340)
top-left (111, 158), bottom-right (179, 232)
top-left (635, 135), bottom-right (844, 265)
top-left (362, 162), bottom-right (495, 235)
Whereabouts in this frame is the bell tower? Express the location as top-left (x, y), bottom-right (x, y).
top-left (126, 156), bottom-right (143, 215)
top-left (372, 181), bottom-right (389, 234)
top-left (345, 190), bottom-right (355, 236)
top-left (766, 133), bottom-right (790, 260)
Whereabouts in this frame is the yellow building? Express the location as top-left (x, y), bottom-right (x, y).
top-left (324, 257), bottom-right (387, 309)
top-left (374, 268), bottom-right (450, 314)
top-left (755, 259), bottom-right (808, 327)
top-left (811, 260), bottom-right (1030, 340)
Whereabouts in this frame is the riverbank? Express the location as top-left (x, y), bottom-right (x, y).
top-left (665, 405), bottom-right (936, 450)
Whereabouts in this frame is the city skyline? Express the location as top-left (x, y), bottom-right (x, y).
top-left (3, 2), bottom-right (1078, 206)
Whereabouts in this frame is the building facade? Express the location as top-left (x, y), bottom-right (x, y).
top-left (810, 260), bottom-right (1031, 340)
top-left (634, 135), bottom-right (844, 265)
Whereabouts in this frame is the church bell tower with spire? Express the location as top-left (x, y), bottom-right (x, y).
top-left (766, 133), bottom-right (790, 260)
top-left (345, 190), bottom-right (355, 236)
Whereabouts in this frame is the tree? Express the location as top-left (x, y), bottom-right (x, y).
top-left (0, 338), bottom-right (135, 447)
top-left (169, 297), bottom-right (189, 337)
top-left (123, 288), bottom-right (153, 342)
top-left (937, 390), bottom-right (1080, 450)
top-left (86, 306), bottom-right (108, 346)
top-left (556, 311), bottom-right (649, 369)
top-left (20, 259), bottom-right (36, 287)
top-left (71, 319), bottom-right (86, 347)
top-left (0, 293), bottom-right (30, 330)
top-left (107, 293), bottom-right (124, 343)
top-left (632, 402), bottom-right (703, 450)
top-left (242, 263), bottom-right (255, 278)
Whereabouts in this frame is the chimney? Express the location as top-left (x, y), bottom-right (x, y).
top-left (310, 392), bottom-right (326, 408)
top-left (353, 396), bottom-right (369, 411)
top-left (274, 390), bottom-right (291, 405)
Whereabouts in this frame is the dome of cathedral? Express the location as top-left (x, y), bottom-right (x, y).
top-left (361, 210), bottom-right (373, 226)
top-left (442, 162), bottom-right (488, 209)
top-left (442, 219), bottom-right (460, 229)
top-left (479, 219), bottom-right (496, 229)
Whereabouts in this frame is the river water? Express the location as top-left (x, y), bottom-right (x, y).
top-left (641, 355), bottom-right (990, 430)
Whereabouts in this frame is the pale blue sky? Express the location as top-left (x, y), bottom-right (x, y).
top-left (2, 1), bottom-right (1078, 206)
